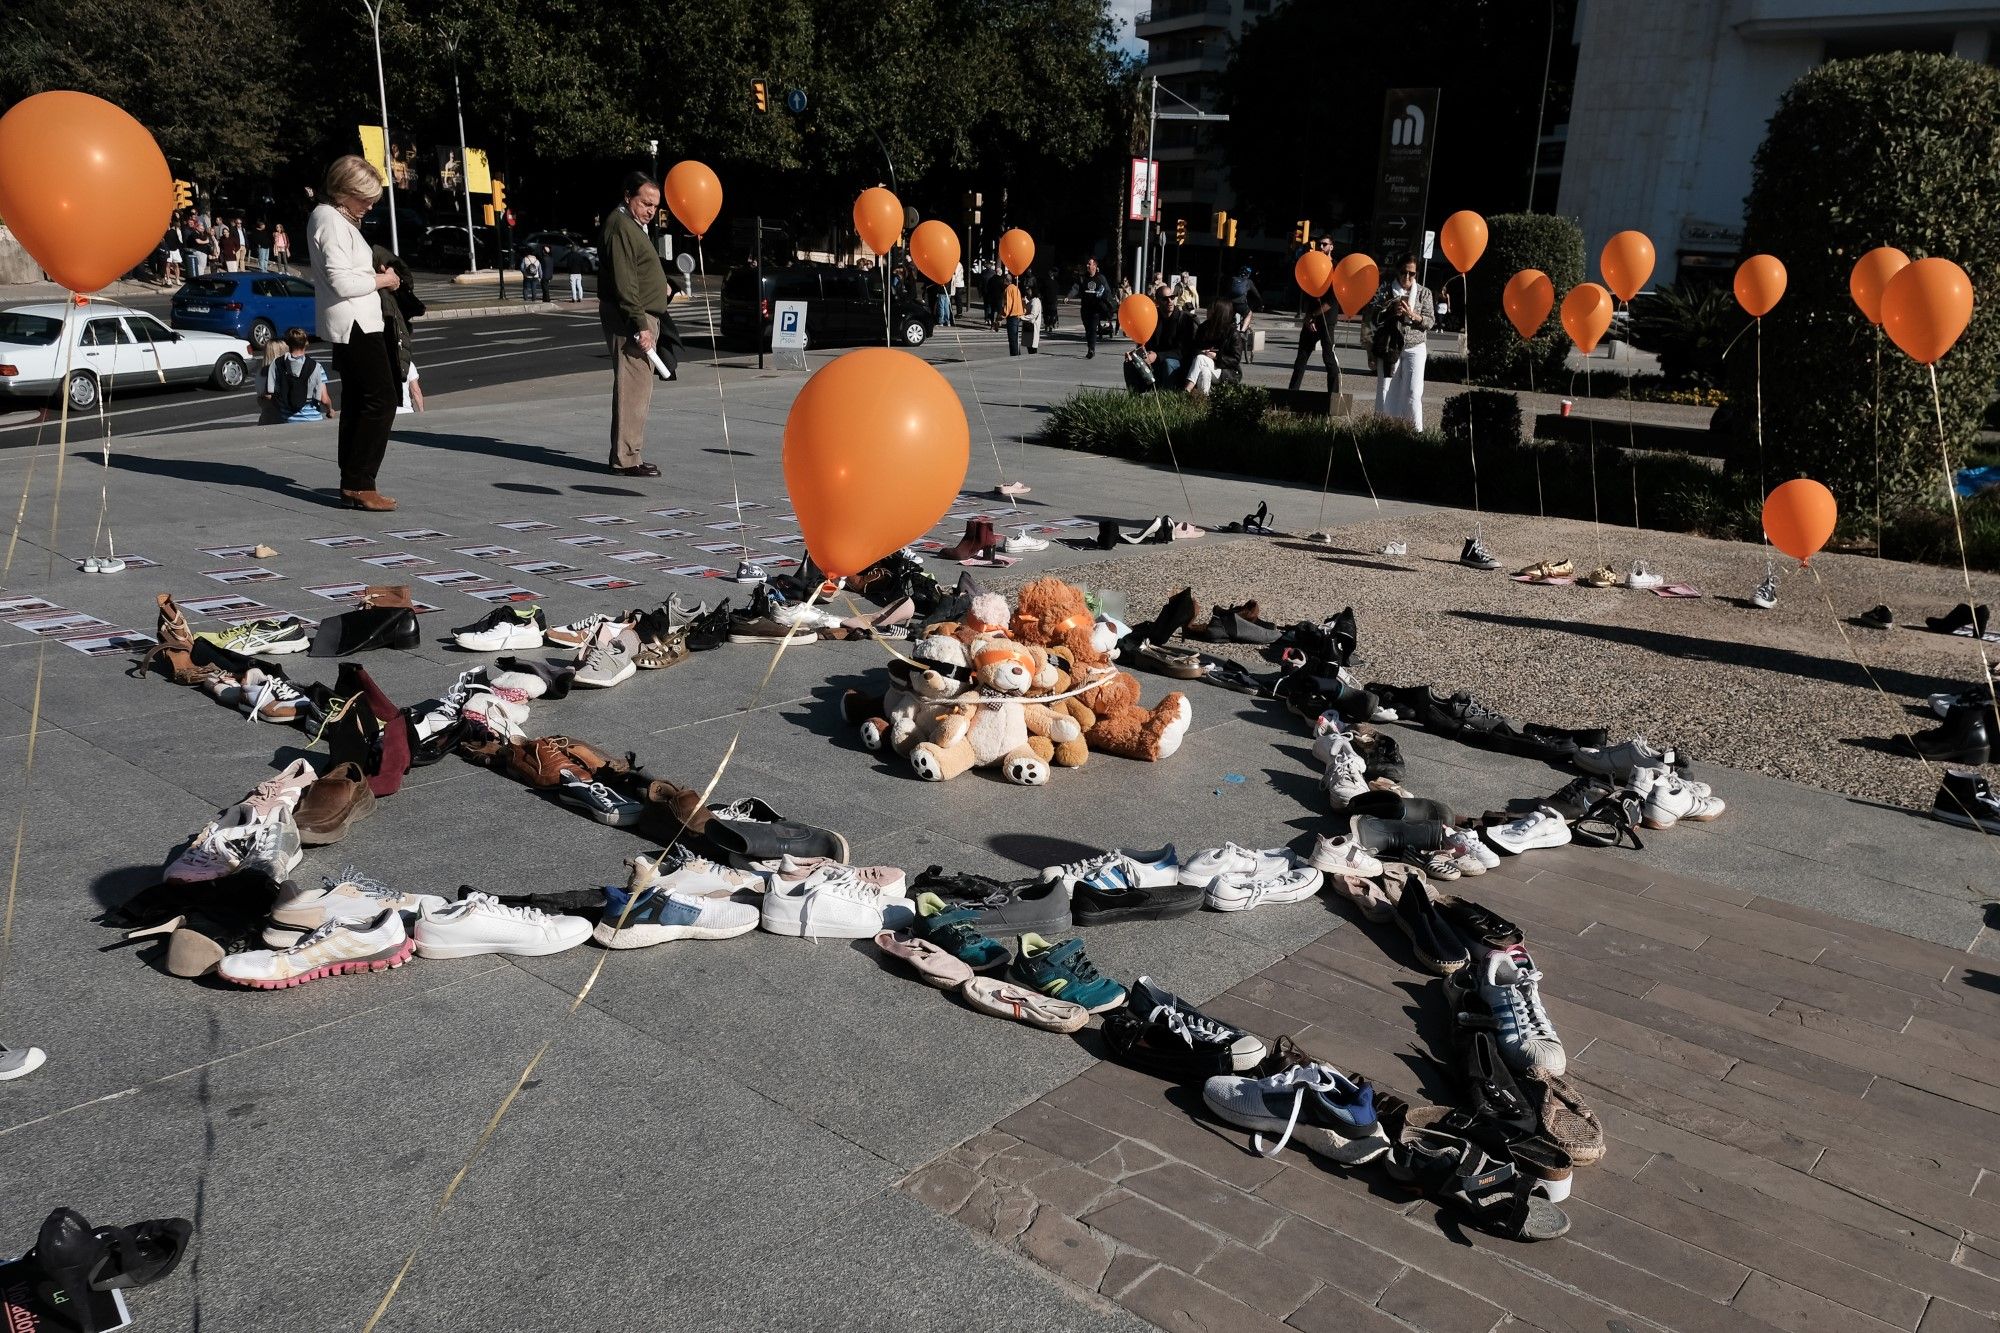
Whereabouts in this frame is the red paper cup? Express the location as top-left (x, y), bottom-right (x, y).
top-left (1560, 398), bottom-right (1574, 417)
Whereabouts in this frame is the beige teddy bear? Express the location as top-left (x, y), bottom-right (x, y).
top-left (908, 633), bottom-right (1080, 785)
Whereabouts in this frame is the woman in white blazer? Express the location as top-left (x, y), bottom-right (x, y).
top-left (309, 155), bottom-right (405, 511)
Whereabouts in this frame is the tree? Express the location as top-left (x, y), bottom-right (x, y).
top-left (1732, 52), bottom-right (2000, 510)
top-left (1216, 0), bottom-right (1577, 244)
top-left (1465, 212), bottom-right (1580, 387)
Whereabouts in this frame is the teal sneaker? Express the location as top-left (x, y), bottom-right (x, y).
top-left (1011, 933), bottom-right (1127, 1013)
top-left (913, 893), bottom-right (1009, 972)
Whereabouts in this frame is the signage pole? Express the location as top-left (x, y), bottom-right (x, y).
top-left (1139, 76), bottom-right (1157, 293)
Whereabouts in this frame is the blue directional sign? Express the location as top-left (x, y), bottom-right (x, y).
top-left (786, 89), bottom-right (808, 115)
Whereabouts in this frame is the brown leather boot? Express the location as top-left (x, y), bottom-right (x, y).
top-left (130, 592), bottom-right (205, 685)
top-left (357, 584), bottom-right (412, 608)
top-left (340, 490), bottom-right (398, 512)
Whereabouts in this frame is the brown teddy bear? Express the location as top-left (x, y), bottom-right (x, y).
top-left (1010, 576), bottom-right (1192, 762)
top-left (1030, 644), bottom-right (1094, 768)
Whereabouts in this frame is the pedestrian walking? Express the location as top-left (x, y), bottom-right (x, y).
top-left (519, 248), bottom-right (543, 302)
top-left (271, 223), bottom-right (292, 272)
top-left (309, 154), bottom-right (406, 512)
top-left (1363, 252), bottom-right (1435, 430)
top-left (949, 260), bottom-right (964, 320)
top-left (562, 246), bottom-right (587, 301)
top-left (260, 327), bottom-right (335, 424)
top-left (1042, 266), bottom-right (1062, 331)
top-left (598, 171), bottom-right (679, 478)
top-left (1002, 274), bottom-right (1026, 355)
top-left (1077, 257), bottom-right (1109, 359)
top-left (1288, 235), bottom-right (1342, 396)
top-left (983, 266), bottom-right (1006, 330)
top-left (539, 244), bottom-right (556, 303)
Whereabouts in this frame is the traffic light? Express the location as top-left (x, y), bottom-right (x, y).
top-left (173, 179), bottom-right (193, 212)
top-left (752, 79), bottom-right (769, 113)
top-left (1294, 218), bottom-right (1311, 245)
top-left (490, 179), bottom-right (506, 212)
top-left (1226, 219), bottom-right (1238, 248)
top-left (1213, 210), bottom-right (1228, 240)
top-left (1174, 218), bottom-right (1187, 245)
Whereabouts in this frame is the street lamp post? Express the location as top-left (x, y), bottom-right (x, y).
top-left (1527, 0), bottom-right (1556, 211)
top-left (1145, 80), bottom-right (1229, 295)
top-left (443, 30), bottom-right (476, 272)
top-left (360, 0), bottom-right (399, 252)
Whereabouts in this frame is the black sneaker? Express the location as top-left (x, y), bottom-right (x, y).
top-left (682, 599), bottom-right (733, 652)
top-left (1446, 692), bottom-right (1509, 735)
top-left (1540, 775), bottom-right (1615, 823)
top-left (1356, 731), bottom-right (1404, 781)
top-left (1435, 895), bottom-right (1523, 948)
top-left (1933, 769), bottom-right (2000, 832)
top-left (1071, 877), bottom-right (1203, 925)
top-left (1460, 536), bottom-right (1501, 570)
top-left (701, 797), bottom-right (848, 867)
top-left (1859, 604), bottom-right (1894, 629)
top-left (1102, 976), bottom-right (1269, 1079)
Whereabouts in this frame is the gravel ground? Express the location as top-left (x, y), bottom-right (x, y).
top-left (1025, 504), bottom-right (1999, 810)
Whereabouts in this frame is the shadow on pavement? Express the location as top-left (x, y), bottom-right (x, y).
top-left (98, 452), bottom-right (329, 505)
top-left (396, 429), bottom-right (606, 477)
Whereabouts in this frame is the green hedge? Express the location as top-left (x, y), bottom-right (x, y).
top-left (1735, 52), bottom-right (2000, 509)
top-left (1466, 213), bottom-right (1584, 388)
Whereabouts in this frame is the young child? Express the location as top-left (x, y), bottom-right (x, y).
top-left (261, 328), bottom-right (335, 424)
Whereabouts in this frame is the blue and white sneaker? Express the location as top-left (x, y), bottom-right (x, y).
top-left (592, 880), bottom-right (759, 950)
top-left (1201, 1061), bottom-right (1392, 1164)
top-left (1039, 845), bottom-right (1179, 896)
top-left (1010, 933), bottom-right (1127, 1013)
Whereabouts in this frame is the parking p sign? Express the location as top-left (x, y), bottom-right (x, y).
top-left (772, 300), bottom-right (808, 350)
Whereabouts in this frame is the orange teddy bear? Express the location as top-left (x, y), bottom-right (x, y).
top-left (1010, 576), bottom-right (1191, 762)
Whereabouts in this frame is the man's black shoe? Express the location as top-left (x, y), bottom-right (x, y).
top-left (1070, 878), bottom-right (1203, 925)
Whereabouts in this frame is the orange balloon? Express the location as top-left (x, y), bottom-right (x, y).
top-left (0, 92), bottom-right (172, 293)
top-left (1439, 210), bottom-right (1488, 274)
top-left (782, 348), bottom-right (969, 579)
top-left (663, 161), bottom-right (721, 237)
top-left (1294, 250), bottom-right (1332, 298)
top-left (1599, 230), bottom-right (1655, 303)
top-left (1503, 269), bottom-right (1555, 340)
top-left (1330, 253), bottom-right (1379, 318)
top-left (1733, 254), bottom-right (1787, 318)
top-left (1881, 257), bottom-right (1975, 366)
top-left (998, 228), bottom-right (1035, 277)
top-left (1848, 246), bottom-right (1909, 326)
top-left (1762, 478), bottom-right (1838, 564)
top-left (1118, 294), bottom-right (1158, 346)
top-left (1561, 282), bottom-right (1613, 354)
top-left (853, 186), bottom-right (902, 256)
top-left (907, 220), bottom-right (960, 287)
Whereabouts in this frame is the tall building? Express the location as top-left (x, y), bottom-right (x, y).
top-left (1136, 0), bottom-right (1274, 254)
top-left (1556, 0), bottom-right (2000, 285)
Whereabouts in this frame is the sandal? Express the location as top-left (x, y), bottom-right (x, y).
top-left (1571, 793), bottom-right (1646, 850)
top-left (1123, 640), bottom-right (1206, 680)
top-left (1198, 658), bottom-right (1264, 694)
top-left (1388, 1130), bottom-right (1571, 1240)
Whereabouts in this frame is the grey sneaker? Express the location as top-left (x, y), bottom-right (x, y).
top-left (239, 807), bottom-right (303, 880)
top-left (575, 625), bottom-right (640, 688)
top-left (0, 1043), bottom-right (46, 1080)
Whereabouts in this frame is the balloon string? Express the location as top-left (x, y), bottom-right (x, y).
top-left (1579, 362), bottom-right (1603, 563)
top-left (694, 236), bottom-right (745, 524)
top-left (1464, 278), bottom-right (1481, 539)
top-left (1872, 333), bottom-right (1885, 608)
top-left (362, 581), bottom-right (828, 1333)
top-left (1927, 361), bottom-right (2000, 729)
top-left (1140, 357), bottom-right (1199, 528)
top-left (1755, 315), bottom-right (1771, 574)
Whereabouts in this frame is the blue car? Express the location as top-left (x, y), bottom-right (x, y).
top-left (170, 271), bottom-right (317, 349)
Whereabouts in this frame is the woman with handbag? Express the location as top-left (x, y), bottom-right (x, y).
top-left (309, 156), bottom-right (406, 512)
top-left (1363, 253), bottom-right (1435, 429)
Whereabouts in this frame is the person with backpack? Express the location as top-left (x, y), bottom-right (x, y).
top-left (1363, 251), bottom-right (1436, 429)
top-left (519, 248), bottom-right (543, 302)
top-left (261, 328), bottom-right (336, 424)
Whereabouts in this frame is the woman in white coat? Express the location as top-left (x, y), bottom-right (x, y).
top-left (308, 155), bottom-right (405, 511)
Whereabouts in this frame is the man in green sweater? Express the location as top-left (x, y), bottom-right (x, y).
top-left (599, 172), bottom-right (674, 476)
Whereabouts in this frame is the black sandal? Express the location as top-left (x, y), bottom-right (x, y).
top-left (1571, 793), bottom-right (1646, 850)
top-left (1389, 1130), bottom-right (1570, 1241)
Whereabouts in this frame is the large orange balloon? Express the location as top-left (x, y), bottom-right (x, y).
top-left (663, 161), bottom-right (721, 237)
top-left (1439, 210), bottom-right (1488, 274)
top-left (1561, 282), bottom-right (1613, 354)
top-left (1330, 253), bottom-right (1379, 318)
top-left (854, 186), bottom-right (902, 256)
top-left (0, 92), bottom-right (172, 293)
top-left (1880, 257), bottom-right (1973, 366)
top-left (1294, 250), bottom-right (1332, 298)
top-left (1503, 269), bottom-right (1554, 340)
top-left (998, 229), bottom-right (1035, 277)
top-left (1762, 478), bottom-right (1838, 564)
top-left (907, 220), bottom-right (960, 287)
top-left (1849, 246), bottom-right (1909, 326)
top-left (1118, 294), bottom-right (1158, 346)
top-left (782, 348), bottom-right (969, 579)
top-left (1599, 230), bottom-right (1655, 303)
top-left (1733, 254), bottom-right (1787, 318)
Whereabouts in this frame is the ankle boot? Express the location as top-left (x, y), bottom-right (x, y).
top-left (329, 662), bottom-right (412, 797)
top-left (309, 605), bottom-right (420, 657)
top-left (1912, 702), bottom-right (1993, 765)
top-left (1934, 769), bottom-right (2000, 831)
top-left (1095, 519), bottom-right (1121, 550)
top-left (941, 518), bottom-right (997, 562)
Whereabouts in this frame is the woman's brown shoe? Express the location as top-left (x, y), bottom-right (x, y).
top-left (340, 490), bottom-right (398, 512)
top-left (357, 584), bottom-right (412, 608)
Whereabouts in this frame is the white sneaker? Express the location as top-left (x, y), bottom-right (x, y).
top-left (1206, 865), bottom-right (1324, 911)
top-left (660, 846), bottom-right (765, 894)
top-left (1040, 846), bottom-right (1179, 894)
top-left (1457, 833), bottom-right (1501, 870)
top-left (0, 1044), bottom-right (47, 1080)
top-left (1306, 834), bottom-right (1383, 877)
top-left (772, 602), bottom-right (846, 632)
top-left (1003, 531), bottom-right (1049, 554)
top-left (238, 805), bottom-right (304, 880)
top-left (412, 667), bottom-right (491, 740)
top-left (1311, 711), bottom-right (1350, 740)
top-left (574, 624), bottom-right (639, 688)
top-left (1483, 806), bottom-right (1572, 854)
top-left (1752, 571), bottom-right (1778, 610)
top-left (1443, 831), bottom-right (1489, 876)
top-left (221, 909), bottom-right (412, 989)
top-left (265, 868), bottom-right (446, 945)
top-left (1641, 771), bottom-right (1726, 828)
top-left (1478, 946), bottom-right (1565, 1077)
top-left (546, 611), bottom-right (628, 650)
top-left (238, 668), bottom-right (318, 724)
top-left (453, 605), bottom-right (546, 651)
top-left (461, 687), bottom-right (530, 741)
top-left (165, 804), bottom-right (260, 882)
top-left (1179, 843), bottom-right (1295, 888)
top-left (760, 866), bottom-right (886, 938)
top-left (416, 893), bottom-right (591, 958)
top-left (1379, 541), bottom-right (1408, 556)
top-left (1320, 734), bottom-right (1369, 808)
top-left (756, 853), bottom-right (906, 897)
top-left (1626, 561), bottom-right (1663, 590)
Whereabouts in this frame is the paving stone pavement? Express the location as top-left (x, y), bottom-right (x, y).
top-left (0, 330), bottom-right (1992, 1331)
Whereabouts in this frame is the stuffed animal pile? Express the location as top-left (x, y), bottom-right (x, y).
top-left (843, 577), bottom-right (1191, 785)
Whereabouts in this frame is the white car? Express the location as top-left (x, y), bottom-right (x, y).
top-left (0, 303), bottom-right (252, 411)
